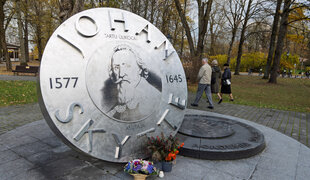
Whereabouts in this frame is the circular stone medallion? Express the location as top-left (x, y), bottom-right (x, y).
top-left (178, 117), bottom-right (235, 139)
top-left (177, 114), bottom-right (265, 160)
top-left (38, 8), bottom-right (187, 162)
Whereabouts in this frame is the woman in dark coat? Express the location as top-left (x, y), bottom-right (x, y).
top-left (211, 60), bottom-right (221, 101)
top-left (218, 63), bottom-right (234, 104)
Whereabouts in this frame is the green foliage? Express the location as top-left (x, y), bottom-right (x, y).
top-left (210, 52), bottom-right (300, 72)
top-left (210, 52), bottom-right (267, 72)
top-left (209, 54), bottom-right (227, 67)
top-left (280, 53), bottom-right (299, 70)
top-left (238, 52), bottom-right (267, 72)
top-left (0, 81), bottom-right (37, 107)
top-left (84, 0), bottom-right (122, 8)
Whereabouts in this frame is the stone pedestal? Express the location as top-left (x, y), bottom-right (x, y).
top-left (177, 114), bottom-right (265, 160)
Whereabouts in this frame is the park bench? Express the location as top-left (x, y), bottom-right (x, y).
top-left (12, 65), bottom-right (39, 76)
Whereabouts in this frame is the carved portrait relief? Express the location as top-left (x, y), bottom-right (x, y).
top-left (86, 43), bottom-right (162, 122)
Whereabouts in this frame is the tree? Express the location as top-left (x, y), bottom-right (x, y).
top-left (234, 0), bottom-right (259, 75)
top-left (0, 0), bottom-right (12, 70)
top-left (269, 0), bottom-right (291, 83)
top-left (263, 0), bottom-right (282, 79)
top-left (23, 0), bottom-right (29, 63)
top-left (174, 0), bottom-right (213, 82)
top-left (269, 0), bottom-right (310, 83)
top-left (224, 0), bottom-right (244, 65)
top-left (28, 0), bottom-right (45, 61)
top-left (208, 0), bottom-right (226, 56)
top-left (59, 0), bottom-right (84, 22)
top-left (16, 0), bottom-right (27, 66)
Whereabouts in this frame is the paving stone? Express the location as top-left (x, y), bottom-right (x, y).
top-left (257, 109), bottom-right (273, 124)
top-left (225, 107), bottom-right (238, 117)
top-left (100, 174), bottom-right (122, 180)
top-left (10, 168), bottom-right (47, 180)
top-left (0, 134), bottom-right (38, 149)
top-left (272, 110), bottom-right (284, 129)
top-left (0, 158), bottom-right (35, 179)
top-left (0, 103), bottom-right (43, 135)
top-left (0, 143), bottom-right (8, 151)
top-left (242, 107), bottom-right (257, 120)
top-left (231, 105), bottom-right (248, 118)
top-left (298, 145), bottom-right (310, 167)
top-left (36, 156), bottom-right (87, 178)
top-left (211, 159), bottom-right (258, 179)
top-left (249, 166), bottom-right (295, 180)
top-left (60, 165), bottom-right (107, 180)
top-left (296, 164), bottom-right (310, 180)
top-left (291, 112), bottom-right (300, 139)
top-left (175, 155), bottom-right (217, 169)
top-left (307, 113), bottom-right (310, 147)
top-left (247, 108), bottom-right (263, 121)
top-left (0, 149), bottom-right (20, 166)
top-left (26, 150), bottom-right (71, 167)
top-left (262, 110), bottom-right (276, 127)
top-left (300, 121), bottom-right (307, 136)
top-left (0, 89), bottom-right (309, 179)
top-left (23, 124), bottom-right (54, 140)
top-left (266, 110), bottom-right (280, 128)
top-left (91, 160), bottom-right (125, 175)
top-left (239, 106), bottom-right (252, 118)
top-left (164, 160), bottom-right (214, 179)
top-left (11, 140), bottom-right (51, 157)
top-left (51, 144), bottom-right (72, 153)
top-left (253, 109), bottom-right (267, 123)
top-left (0, 75), bottom-right (36, 81)
top-left (261, 137), bottom-right (299, 160)
top-left (300, 137), bottom-right (308, 147)
top-left (256, 155), bottom-right (298, 176)
top-left (283, 112), bottom-right (293, 135)
top-left (113, 170), bottom-right (140, 179)
top-left (41, 136), bottom-right (65, 148)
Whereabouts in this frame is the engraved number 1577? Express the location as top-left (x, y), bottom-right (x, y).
top-left (49, 77), bottom-right (78, 89)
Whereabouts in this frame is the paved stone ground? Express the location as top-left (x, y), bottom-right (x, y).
top-left (1, 75), bottom-right (310, 179)
top-left (0, 103), bottom-right (43, 135)
top-left (188, 93), bottom-right (310, 148)
top-left (1, 92), bottom-right (309, 150)
top-left (1, 110), bottom-right (310, 180)
top-left (0, 75), bottom-right (37, 81)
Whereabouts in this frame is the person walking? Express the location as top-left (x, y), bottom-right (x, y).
top-left (191, 58), bottom-right (214, 109)
top-left (211, 60), bottom-right (221, 101)
top-left (218, 63), bottom-right (233, 104)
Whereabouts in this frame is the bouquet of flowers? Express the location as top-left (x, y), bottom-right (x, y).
top-left (147, 133), bottom-right (184, 162)
top-left (124, 159), bottom-right (158, 175)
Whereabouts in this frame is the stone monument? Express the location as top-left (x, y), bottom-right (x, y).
top-left (177, 114), bottom-right (265, 160)
top-left (38, 8), bottom-right (187, 162)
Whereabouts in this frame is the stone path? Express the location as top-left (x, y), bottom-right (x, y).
top-left (0, 75), bottom-right (37, 81)
top-left (0, 103), bottom-right (43, 135)
top-left (1, 75), bottom-right (310, 179)
top-left (1, 109), bottom-right (310, 180)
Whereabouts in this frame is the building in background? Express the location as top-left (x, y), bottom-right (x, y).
top-left (7, 43), bottom-right (20, 62)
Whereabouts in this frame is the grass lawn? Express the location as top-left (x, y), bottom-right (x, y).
top-left (189, 75), bottom-right (310, 112)
top-left (0, 75), bottom-right (309, 112)
top-left (0, 81), bottom-right (37, 107)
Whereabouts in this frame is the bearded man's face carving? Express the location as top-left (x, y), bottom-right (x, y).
top-left (110, 49), bottom-right (142, 104)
